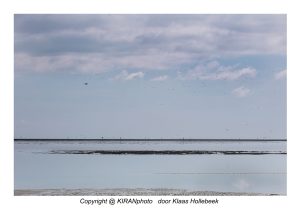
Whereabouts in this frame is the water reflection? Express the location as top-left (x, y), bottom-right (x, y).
top-left (14, 141), bottom-right (286, 195)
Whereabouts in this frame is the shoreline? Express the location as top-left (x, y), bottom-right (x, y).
top-left (14, 188), bottom-right (281, 196)
top-left (14, 138), bottom-right (287, 142)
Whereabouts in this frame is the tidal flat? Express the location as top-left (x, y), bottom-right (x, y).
top-left (14, 140), bottom-right (287, 196)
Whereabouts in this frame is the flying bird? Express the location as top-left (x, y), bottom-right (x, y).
top-left (84, 82), bottom-right (88, 85)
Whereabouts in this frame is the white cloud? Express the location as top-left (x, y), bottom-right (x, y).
top-left (216, 67), bottom-right (256, 80)
top-left (232, 86), bottom-right (251, 98)
top-left (179, 61), bottom-right (256, 81)
top-left (274, 69), bottom-right (287, 80)
top-left (113, 70), bottom-right (144, 81)
top-left (151, 75), bottom-right (168, 81)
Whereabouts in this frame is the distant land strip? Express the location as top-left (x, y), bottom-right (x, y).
top-left (49, 150), bottom-right (287, 155)
top-left (155, 172), bottom-right (287, 175)
top-left (14, 138), bottom-right (287, 142)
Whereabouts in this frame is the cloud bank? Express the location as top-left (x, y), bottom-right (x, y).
top-left (15, 14), bottom-right (286, 77)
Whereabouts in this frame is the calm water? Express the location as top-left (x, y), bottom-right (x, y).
top-left (14, 140), bottom-right (287, 194)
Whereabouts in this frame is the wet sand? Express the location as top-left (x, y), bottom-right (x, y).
top-left (14, 188), bottom-right (279, 196)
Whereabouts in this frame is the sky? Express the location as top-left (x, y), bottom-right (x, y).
top-left (14, 14), bottom-right (286, 139)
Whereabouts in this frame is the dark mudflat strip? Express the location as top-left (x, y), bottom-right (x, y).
top-left (49, 150), bottom-right (286, 155)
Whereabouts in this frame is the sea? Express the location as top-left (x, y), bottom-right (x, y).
top-left (14, 139), bottom-right (287, 195)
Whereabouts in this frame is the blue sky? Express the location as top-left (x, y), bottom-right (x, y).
top-left (14, 14), bottom-right (286, 139)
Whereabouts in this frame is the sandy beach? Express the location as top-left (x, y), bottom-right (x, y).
top-left (14, 188), bottom-right (279, 196)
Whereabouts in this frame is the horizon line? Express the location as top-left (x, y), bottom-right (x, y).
top-left (14, 138), bottom-right (287, 142)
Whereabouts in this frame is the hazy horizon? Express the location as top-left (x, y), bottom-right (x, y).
top-left (14, 137), bottom-right (287, 140)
